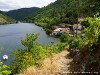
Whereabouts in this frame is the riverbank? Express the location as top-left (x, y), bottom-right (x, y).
top-left (0, 22), bottom-right (60, 65)
top-left (31, 21), bottom-right (84, 38)
top-left (0, 21), bottom-right (16, 25)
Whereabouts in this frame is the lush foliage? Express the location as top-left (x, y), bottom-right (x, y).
top-left (70, 14), bottom-right (100, 63)
top-left (30, 43), bottom-right (49, 65)
top-left (0, 62), bottom-right (11, 75)
top-left (25, 0), bottom-right (100, 28)
top-left (68, 14), bottom-right (100, 74)
top-left (11, 33), bottom-right (69, 74)
top-left (11, 33), bottom-right (49, 74)
top-left (60, 33), bottom-right (70, 42)
top-left (21, 33), bottom-right (39, 51)
top-left (11, 49), bottom-right (34, 74)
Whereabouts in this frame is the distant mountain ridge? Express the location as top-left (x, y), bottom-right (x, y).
top-left (0, 11), bottom-right (15, 25)
top-left (6, 7), bottom-right (40, 21)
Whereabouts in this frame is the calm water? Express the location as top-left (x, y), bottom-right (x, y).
top-left (0, 22), bottom-right (60, 64)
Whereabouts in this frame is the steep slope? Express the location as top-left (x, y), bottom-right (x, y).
top-left (6, 7), bottom-right (40, 21)
top-left (20, 50), bottom-right (72, 75)
top-left (69, 16), bottom-right (100, 75)
top-left (25, 0), bottom-right (100, 28)
top-left (0, 11), bottom-right (15, 25)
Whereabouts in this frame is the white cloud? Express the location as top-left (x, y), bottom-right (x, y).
top-left (0, 0), bottom-right (56, 11)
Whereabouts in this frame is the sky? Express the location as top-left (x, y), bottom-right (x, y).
top-left (0, 0), bottom-right (56, 11)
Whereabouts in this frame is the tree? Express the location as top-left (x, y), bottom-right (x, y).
top-left (12, 33), bottom-right (49, 74)
top-left (21, 33), bottom-right (39, 51)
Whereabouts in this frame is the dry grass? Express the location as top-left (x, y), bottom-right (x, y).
top-left (20, 50), bottom-right (72, 75)
top-left (21, 62), bottom-right (60, 75)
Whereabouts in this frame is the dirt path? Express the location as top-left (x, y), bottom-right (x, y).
top-left (53, 50), bottom-right (72, 75)
top-left (21, 50), bottom-right (72, 75)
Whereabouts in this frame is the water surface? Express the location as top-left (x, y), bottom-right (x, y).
top-left (0, 22), bottom-right (60, 64)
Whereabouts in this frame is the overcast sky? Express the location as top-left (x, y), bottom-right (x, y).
top-left (0, 0), bottom-right (56, 11)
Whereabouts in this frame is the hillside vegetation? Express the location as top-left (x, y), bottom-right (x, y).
top-left (0, 11), bottom-right (15, 25)
top-left (25, 0), bottom-right (100, 28)
top-left (6, 7), bottom-right (40, 21)
top-left (68, 15), bottom-right (100, 75)
top-left (0, 0), bottom-right (100, 75)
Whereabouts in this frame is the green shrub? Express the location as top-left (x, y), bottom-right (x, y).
top-left (12, 33), bottom-right (49, 74)
top-left (11, 49), bottom-right (34, 74)
top-left (30, 43), bottom-right (49, 66)
top-left (46, 42), bottom-right (68, 54)
top-left (0, 62), bottom-right (11, 75)
top-left (60, 33), bottom-right (70, 42)
top-left (21, 33), bottom-right (39, 51)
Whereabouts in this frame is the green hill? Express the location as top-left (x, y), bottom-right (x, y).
top-left (25, 0), bottom-right (100, 28)
top-left (0, 11), bottom-right (15, 25)
top-left (6, 7), bottom-right (40, 21)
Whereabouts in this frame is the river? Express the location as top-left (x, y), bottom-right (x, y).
top-left (0, 22), bottom-right (60, 65)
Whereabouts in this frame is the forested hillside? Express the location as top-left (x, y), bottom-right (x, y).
top-left (6, 7), bottom-right (40, 21)
top-left (1, 0), bottom-right (100, 75)
top-left (0, 11), bottom-right (15, 25)
top-left (25, 0), bottom-right (100, 28)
